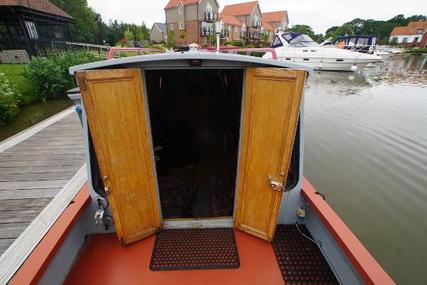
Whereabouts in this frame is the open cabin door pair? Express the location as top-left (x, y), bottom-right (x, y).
top-left (77, 67), bottom-right (305, 245)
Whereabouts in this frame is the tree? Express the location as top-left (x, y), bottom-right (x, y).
top-left (288, 25), bottom-right (324, 43)
top-left (124, 29), bottom-right (135, 41)
top-left (50, 0), bottom-right (98, 43)
top-left (289, 25), bottom-right (315, 38)
top-left (324, 14), bottom-right (426, 44)
top-left (166, 31), bottom-right (175, 49)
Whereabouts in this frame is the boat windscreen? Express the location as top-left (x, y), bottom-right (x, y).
top-left (282, 33), bottom-right (318, 47)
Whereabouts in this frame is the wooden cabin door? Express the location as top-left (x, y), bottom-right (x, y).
top-left (76, 69), bottom-right (161, 245)
top-left (235, 68), bottom-right (306, 241)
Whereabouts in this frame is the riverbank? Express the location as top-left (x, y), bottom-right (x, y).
top-left (0, 98), bottom-right (73, 142)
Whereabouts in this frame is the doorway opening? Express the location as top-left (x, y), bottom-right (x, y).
top-left (145, 69), bottom-right (244, 219)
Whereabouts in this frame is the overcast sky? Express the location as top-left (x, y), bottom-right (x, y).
top-left (87, 0), bottom-right (427, 34)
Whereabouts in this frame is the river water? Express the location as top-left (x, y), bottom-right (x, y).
top-left (304, 55), bottom-right (427, 284)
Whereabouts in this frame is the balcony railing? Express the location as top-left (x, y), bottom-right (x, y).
top-left (201, 28), bottom-right (214, 36)
top-left (204, 12), bottom-right (218, 22)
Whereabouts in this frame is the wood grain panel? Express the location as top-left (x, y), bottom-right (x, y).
top-left (235, 68), bottom-right (306, 241)
top-left (76, 68), bottom-right (161, 245)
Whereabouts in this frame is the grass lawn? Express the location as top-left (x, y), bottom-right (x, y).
top-left (0, 64), bottom-right (34, 105)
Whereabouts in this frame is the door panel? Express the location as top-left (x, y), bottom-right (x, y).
top-left (235, 68), bottom-right (306, 241)
top-left (76, 69), bottom-right (161, 245)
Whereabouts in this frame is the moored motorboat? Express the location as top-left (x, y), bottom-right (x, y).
top-left (264, 32), bottom-right (383, 71)
top-left (0, 51), bottom-right (395, 285)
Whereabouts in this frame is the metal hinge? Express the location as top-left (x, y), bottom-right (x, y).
top-left (268, 176), bottom-right (284, 191)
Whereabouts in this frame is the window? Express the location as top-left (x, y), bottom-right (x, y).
top-left (206, 3), bottom-right (212, 13)
top-left (170, 24), bottom-right (174, 31)
top-left (414, 37), bottom-right (419, 43)
top-left (417, 29), bottom-right (423, 34)
top-left (178, 7), bottom-right (183, 14)
top-left (402, 37), bottom-right (408, 43)
top-left (24, 21), bottom-right (38, 39)
top-left (253, 15), bottom-right (258, 27)
top-left (179, 23), bottom-right (184, 30)
top-left (271, 35), bottom-right (283, 48)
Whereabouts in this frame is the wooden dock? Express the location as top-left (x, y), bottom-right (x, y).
top-left (0, 109), bottom-right (85, 256)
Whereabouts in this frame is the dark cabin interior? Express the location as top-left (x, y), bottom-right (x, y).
top-left (145, 69), bottom-right (244, 219)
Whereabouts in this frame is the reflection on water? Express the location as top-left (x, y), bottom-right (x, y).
top-left (304, 55), bottom-right (427, 285)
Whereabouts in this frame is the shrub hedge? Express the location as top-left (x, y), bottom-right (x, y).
top-left (24, 52), bottom-right (97, 102)
top-left (0, 52), bottom-right (97, 123)
top-left (0, 73), bottom-right (21, 124)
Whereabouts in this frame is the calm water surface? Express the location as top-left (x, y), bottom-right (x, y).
top-left (304, 55), bottom-right (427, 285)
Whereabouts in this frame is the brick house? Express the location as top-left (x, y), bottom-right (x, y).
top-left (150, 23), bottom-right (167, 43)
top-left (164, 0), bottom-right (220, 46)
top-left (389, 21), bottom-right (427, 48)
top-left (261, 11), bottom-right (288, 41)
top-left (220, 14), bottom-right (241, 42)
top-left (221, 1), bottom-right (262, 44)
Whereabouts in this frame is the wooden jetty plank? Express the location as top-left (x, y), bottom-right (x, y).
top-left (0, 111), bottom-right (85, 257)
top-left (0, 188), bottom-right (62, 200)
top-left (0, 165), bottom-right (81, 175)
top-left (0, 239), bottom-right (15, 254)
top-left (0, 198), bottom-right (52, 211)
top-left (0, 180), bottom-right (68, 190)
top-left (0, 209), bottom-right (42, 224)
top-left (0, 223), bottom-right (29, 239)
top-left (0, 173), bottom-right (74, 182)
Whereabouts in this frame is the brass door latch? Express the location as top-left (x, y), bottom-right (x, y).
top-left (268, 176), bottom-right (284, 191)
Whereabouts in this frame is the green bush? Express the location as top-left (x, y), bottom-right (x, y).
top-left (224, 40), bottom-right (244, 47)
top-left (24, 57), bottom-right (67, 102)
top-left (53, 52), bottom-right (97, 89)
top-left (24, 52), bottom-right (97, 102)
top-left (0, 73), bottom-right (21, 124)
top-left (0, 64), bottom-right (33, 106)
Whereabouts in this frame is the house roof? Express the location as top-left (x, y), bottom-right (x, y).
top-left (221, 1), bottom-right (258, 16)
top-left (407, 21), bottom-right (427, 29)
top-left (261, 20), bottom-right (274, 31)
top-left (390, 26), bottom-right (418, 36)
top-left (220, 14), bottom-right (241, 26)
top-left (262, 11), bottom-right (288, 23)
top-left (0, 0), bottom-right (72, 19)
top-left (154, 23), bottom-right (166, 33)
top-left (164, 0), bottom-right (199, 9)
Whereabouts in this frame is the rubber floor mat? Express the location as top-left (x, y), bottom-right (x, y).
top-left (272, 224), bottom-right (339, 284)
top-left (150, 228), bottom-right (240, 271)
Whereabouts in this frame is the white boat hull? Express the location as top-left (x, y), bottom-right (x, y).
top-left (265, 46), bottom-right (383, 71)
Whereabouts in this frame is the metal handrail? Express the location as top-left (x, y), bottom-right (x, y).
top-left (202, 47), bottom-right (278, 60)
top-left (107, 47), bottom-right (164, 59)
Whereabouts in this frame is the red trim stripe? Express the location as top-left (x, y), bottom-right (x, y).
top-left (301, 178), bottom-right (395, 285)
top-left (9, 184), bottom-right (90, 285)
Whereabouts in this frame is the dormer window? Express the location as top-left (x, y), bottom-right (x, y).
top-left (253, 15), bottom-right (258, 27)
top-left (178, 7), bottom-right (183, 14)
top-left (206, 3), bottom-right (213, 14)
top-left (205, 3), bottom-right (214, 21)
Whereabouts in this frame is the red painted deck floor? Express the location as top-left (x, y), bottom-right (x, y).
top-left (65, 230), bottom-right (284, 285)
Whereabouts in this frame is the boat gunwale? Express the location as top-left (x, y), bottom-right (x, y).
top-left (301, 178), bottom-right (395, 285)
top-left (8, 184), bottom-right (90, 285)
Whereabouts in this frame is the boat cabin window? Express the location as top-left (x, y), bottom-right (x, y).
top-left (271, 35), bottom-right (283, 48)
top-left (88, 68), bottom-right (300, 219)
top-left (282, 33), bottom-right (318, 47)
